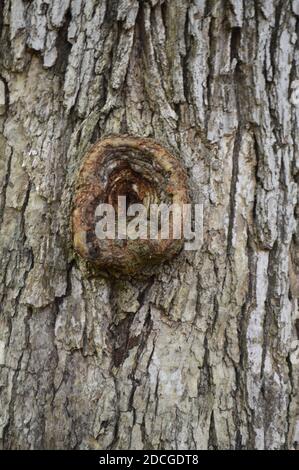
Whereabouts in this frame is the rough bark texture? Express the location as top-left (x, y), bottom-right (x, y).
top-left (0, 0), bottom-right (298, 450)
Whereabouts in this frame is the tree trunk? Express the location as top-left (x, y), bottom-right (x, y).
top-left (0, 0), bottom-right (298, 450)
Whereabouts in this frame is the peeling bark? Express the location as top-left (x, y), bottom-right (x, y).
top-left (0, 0), bottom-right (298, 450)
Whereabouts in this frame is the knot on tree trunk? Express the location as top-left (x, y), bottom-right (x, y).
top-left (72, 135), bottom-right (189, 277)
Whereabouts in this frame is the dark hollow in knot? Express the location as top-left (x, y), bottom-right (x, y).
top-left (72, 136), bottom-right (190, 277)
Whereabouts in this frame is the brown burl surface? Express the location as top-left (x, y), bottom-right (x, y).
top-left (73, 136), bottom-right (190, 277)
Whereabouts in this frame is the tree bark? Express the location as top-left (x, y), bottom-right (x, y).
top-left (0, 0), bottom-right (298, 450)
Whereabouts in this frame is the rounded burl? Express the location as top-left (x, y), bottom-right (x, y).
top-left (72, 136), bottom-right (189, 277)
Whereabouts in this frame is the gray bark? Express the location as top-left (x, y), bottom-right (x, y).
top-left (0, 0), bottom-right (298, 450)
